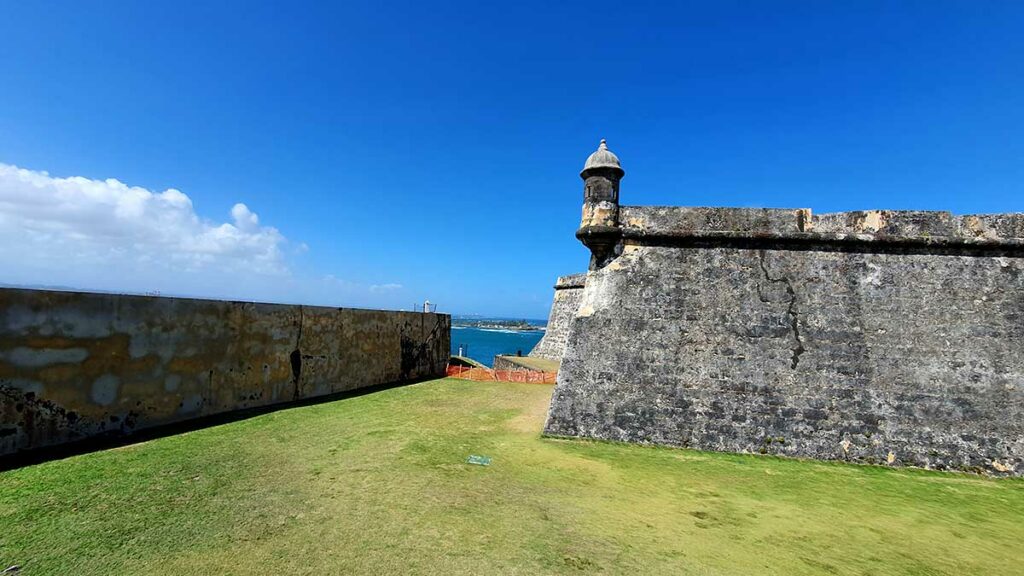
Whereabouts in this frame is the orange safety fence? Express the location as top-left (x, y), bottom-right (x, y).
top-left (446, 364), bottom-right (557, 384)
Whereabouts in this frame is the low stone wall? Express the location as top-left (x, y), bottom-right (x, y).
top-left (493, 356), bottom-right (528, 371)
top-left (493, 355), bottom-right (560, 373)
top-left (546, 207), bottom-right (1024, 476)
top-left (0, 288), bottom-right (449, 455)
top-left (529, 273), bottom-right (586, 360)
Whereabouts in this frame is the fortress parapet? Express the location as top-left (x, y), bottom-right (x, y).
top-left (617, 206), bottom-right (1024, 250)
top-left (547, 141), bottom-right (1024, 476)
top-left (529, 273), bottom-right (587, 362)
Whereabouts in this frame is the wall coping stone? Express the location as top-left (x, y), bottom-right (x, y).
top-left (554, 274), bottom-right (587, 289)
top-left (619, 206), bottom-right (1024, 250)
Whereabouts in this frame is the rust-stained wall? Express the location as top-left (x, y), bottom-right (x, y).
top-left (0, 288), bottom-right (449, 455)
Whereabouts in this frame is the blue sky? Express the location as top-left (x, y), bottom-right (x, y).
top-left (1, 1), bottom-right (1022, 318)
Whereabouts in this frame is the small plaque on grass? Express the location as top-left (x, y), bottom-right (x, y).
top-left (467, 455), bottom-right (492, 466)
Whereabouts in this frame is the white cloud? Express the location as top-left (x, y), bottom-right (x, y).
top-left (0, 163), bottom-right (289, 295)
top-left (0, 162), bottom-right (420, 311)
top-left (230, 202), bottom-right (260, 232)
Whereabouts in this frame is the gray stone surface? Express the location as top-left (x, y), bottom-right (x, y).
top-left (0, 288), bottom-right (449, 455)
top-left (582, 139), bottom-right (624, 174)
top-left (546, 206), bottom-right (1024, 476)
top-left (620, 206), bottom-right (1024, 248)
top-left (529, 274), bottom-right (586, 361)
top-left (621, 206), bottom-right (811, 237)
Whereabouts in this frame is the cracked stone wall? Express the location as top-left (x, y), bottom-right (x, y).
top-left (0, 288), bottom-right (449, 456)
top-left (529, 273), bottom-right (586, 361)
top-left (545, 207), bottom-right (1024, 476)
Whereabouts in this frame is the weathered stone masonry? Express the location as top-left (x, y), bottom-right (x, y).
top-left (0, 288), bottom-right (449, 456)
top-left (545, 141), bottom-right (1024, 476)
top-left (529, 273), bottom-right (586, 361)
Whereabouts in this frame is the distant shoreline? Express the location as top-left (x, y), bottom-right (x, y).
top-left (452, 320), bottom-right (545, 332)
top-left (453, 325), bottom-right (545, 334)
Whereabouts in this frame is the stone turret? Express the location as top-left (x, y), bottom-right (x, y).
top-left (577, 139), bottom-right (624, 269)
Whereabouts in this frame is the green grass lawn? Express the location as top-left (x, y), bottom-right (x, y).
top-left (2, 378), bottom-right (1023, 575)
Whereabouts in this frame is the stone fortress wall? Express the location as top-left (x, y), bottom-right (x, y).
top-left (544, 141), bottom-right (1024, 476)
top-left (529, 273), bottom-right (586, 361)
top-left (0, 288), bottom-right (449, 456)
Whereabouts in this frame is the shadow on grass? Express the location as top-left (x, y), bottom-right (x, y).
top-left (0, 376), bottom-right (435, 472)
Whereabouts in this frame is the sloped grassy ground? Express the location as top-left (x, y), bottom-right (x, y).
top-left (2, 378), bottom-right (1023, 575)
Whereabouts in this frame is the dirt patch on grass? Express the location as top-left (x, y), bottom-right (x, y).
top-left (505, 384), bottom-right (554, 433)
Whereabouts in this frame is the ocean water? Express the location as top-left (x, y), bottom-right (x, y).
top-left (450, 326), bottom-right (545, 367)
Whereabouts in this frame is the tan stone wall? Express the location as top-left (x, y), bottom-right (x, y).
top-left (0, 288), bottom-right (449, 455)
